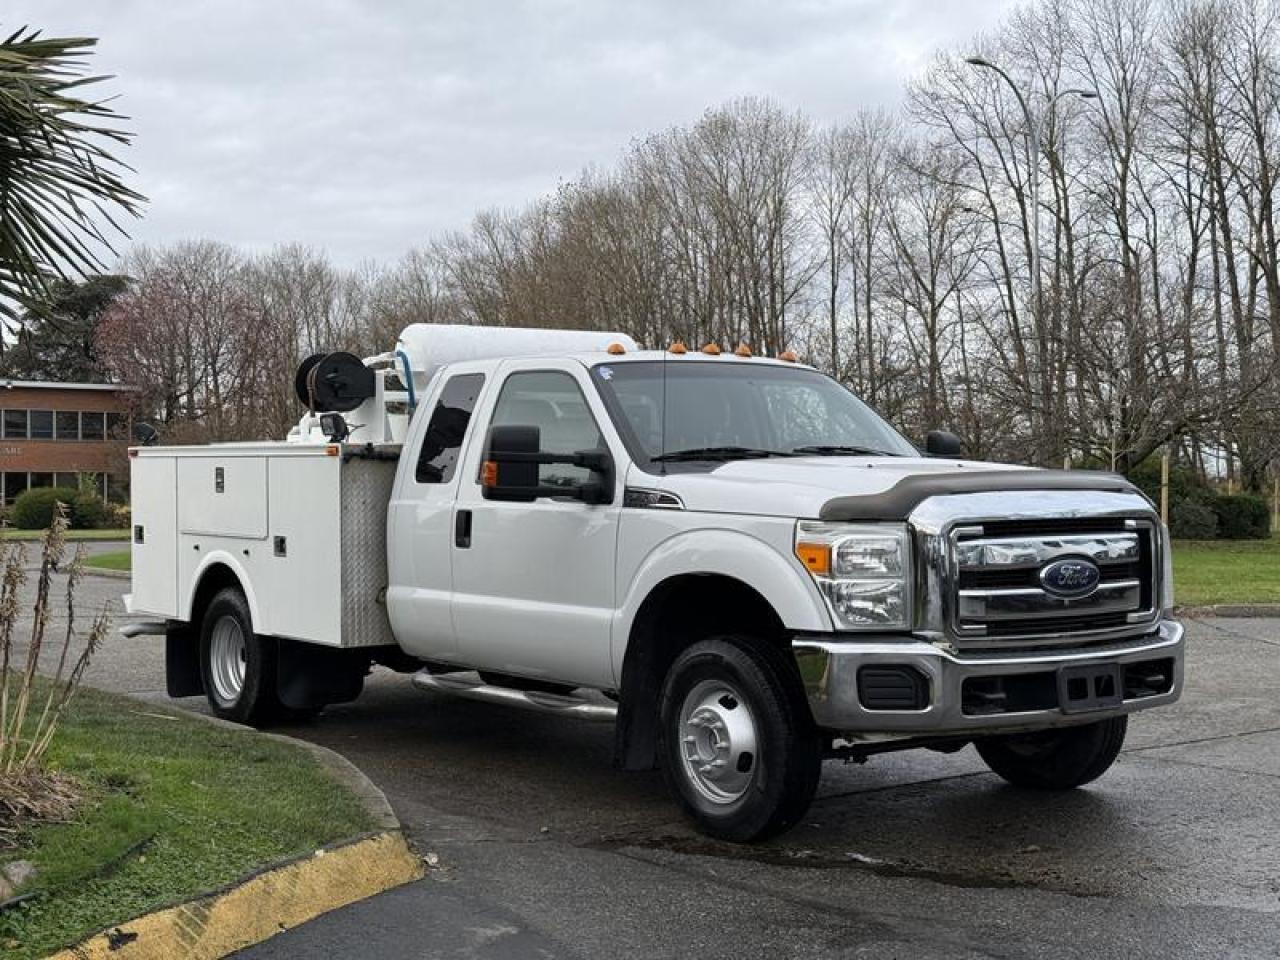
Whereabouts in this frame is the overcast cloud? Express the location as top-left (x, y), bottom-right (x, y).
top-left (24, 1), bottom-right (1017, 266)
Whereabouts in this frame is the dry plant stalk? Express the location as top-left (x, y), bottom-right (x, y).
top-left (0, 506), bottom-right (109, 776)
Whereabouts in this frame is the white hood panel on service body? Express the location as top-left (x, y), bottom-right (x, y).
top-left (648, 457), bottom-right (1033, 519)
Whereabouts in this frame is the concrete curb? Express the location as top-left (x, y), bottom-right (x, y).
top-left (1178, 603), bottom-right (1280, 619)
top-left (80, 566), bottom-right (130, 580)
top-left (49, 702), bottom-right (423, 960)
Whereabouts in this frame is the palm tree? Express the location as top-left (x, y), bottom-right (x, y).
top-left (0, 27), bottom-right (144, 323)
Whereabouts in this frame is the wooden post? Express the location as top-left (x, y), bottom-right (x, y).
top-left (1160, 449), bottom-right (1170, 527)
top-left (1063, 455), bottom-right (1070, 471)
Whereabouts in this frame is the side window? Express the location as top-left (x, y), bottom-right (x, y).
top-left (415, 374), bottom-right (484, 484)
top-left (488, 371), bottom-right (604, 489)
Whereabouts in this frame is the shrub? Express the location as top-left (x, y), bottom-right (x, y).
top-left (106, 502), bottom-right (131, 529)
top-left (1127, 457), bottom-right (1208, 508)
top-left (70, 492), bottom-right (108, 530)
top-left (1169, 498), bottom-right (1218, 540)
top-left (11, 487), bottom-right (78, 530)
top-left (1212, 494), bottom-right (1271, 540)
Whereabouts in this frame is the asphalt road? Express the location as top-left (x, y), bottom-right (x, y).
top-left (11, 562), bottom-right (1280, 959)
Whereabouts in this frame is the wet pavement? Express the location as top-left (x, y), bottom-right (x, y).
top-left (11, 566), bottom-right (1280, 958)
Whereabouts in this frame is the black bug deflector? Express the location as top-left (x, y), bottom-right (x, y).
top-left (819, 470), bottom-right (1141, 522)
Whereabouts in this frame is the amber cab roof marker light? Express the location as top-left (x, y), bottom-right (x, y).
top-left (778, 349), bottom-right (798, 363)
top-left (669, 342), bottom-right (688, 355)
top-left (701, 342), bottom-right (722, 356)
top-left (607, 342), bottom-right (627, 355)
top-left (734, 344), bottom-right (753, 357)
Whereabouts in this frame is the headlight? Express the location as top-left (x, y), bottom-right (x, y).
top-left (795, 521), bottom-right (911, 630)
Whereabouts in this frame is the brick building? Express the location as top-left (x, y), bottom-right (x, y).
top-left (0, 380), bottom-right (134, 504)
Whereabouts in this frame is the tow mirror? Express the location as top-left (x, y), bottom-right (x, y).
top-left (481, 424), bottom-right (613, 504)
top-left (925, 430), bottom-right (963, 457)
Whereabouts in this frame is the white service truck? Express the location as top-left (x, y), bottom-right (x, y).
top-left (126, 325), bottom-right (1184, 840)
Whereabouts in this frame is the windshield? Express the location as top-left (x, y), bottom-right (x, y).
top-left (591, 360), bottom-right (918, 465)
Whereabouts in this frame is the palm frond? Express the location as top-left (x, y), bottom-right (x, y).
top-left (0, 27), bottom-right (145, 323)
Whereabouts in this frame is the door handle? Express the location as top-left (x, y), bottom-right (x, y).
top-left (455, 509), bottom-right (473, 548)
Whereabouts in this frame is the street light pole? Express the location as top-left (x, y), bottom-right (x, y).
top-left (965, 56), bottom-right (1097, 331)
top-left (965, 57), bottom-right (1096, 461)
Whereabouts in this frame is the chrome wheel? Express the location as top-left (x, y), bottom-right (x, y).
top-left (208, 614), bottom-right (247, 706)
top-left (678, 679), bottom-right (759, 805)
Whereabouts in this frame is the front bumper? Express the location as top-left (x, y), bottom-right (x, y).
top-left (793, 619), bottom-right (1184, 736)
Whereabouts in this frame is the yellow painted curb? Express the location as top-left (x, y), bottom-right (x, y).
top-left (50, 830), bottom-right (424, 960)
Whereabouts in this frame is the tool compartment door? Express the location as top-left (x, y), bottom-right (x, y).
top-left (130, 455), bottom-right (179, 617)
top-left (177, 457), bottom-right (268, 539)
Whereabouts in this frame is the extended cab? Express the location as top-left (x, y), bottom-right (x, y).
top-left (126, 325), bottom-right (1184, 840)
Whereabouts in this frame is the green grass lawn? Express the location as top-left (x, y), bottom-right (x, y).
top-left (83, 549), bottom-right (130, 572)
top-left (1172, 535), bottom-right (1280, 606)
top-left (0, 683), bottom-right (375, 958)
top-left (0, 529), bottom-right (129, 542)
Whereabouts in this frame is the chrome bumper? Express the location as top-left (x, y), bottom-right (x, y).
top-left (793, 619), bottom-right (1184, 736)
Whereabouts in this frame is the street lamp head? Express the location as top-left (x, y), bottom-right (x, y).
top-left (965, 56), bottom-right (991, 67)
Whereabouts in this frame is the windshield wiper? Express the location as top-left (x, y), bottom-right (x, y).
top-left (651, 446), bottom-right (796, 463)
top-left (790, 444), bottom-right (902, 458)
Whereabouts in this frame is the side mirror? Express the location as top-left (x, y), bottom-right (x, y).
top-left (925, 430), bottom-right (963, 457)
top-left (481, 424), bottom-right (613, 504)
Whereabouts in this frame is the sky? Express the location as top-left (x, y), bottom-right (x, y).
top-left (25, 0), bottom-right (1019, 267)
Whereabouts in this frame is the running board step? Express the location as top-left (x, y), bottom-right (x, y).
top-left (411, 670), bottom-right (617, 722)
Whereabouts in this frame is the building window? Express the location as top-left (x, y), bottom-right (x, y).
top-left (3, 473), bottom-right (28, 505)
top-left (55, 472), bottom-right (78, 490)
top-left (56, 411), bottom-right (80, 440)
top-left (107, 412), bottom-right (124, 438)
top-left (29, 472), bottom-right (53, 490)
top-left (80, 411), bottom-right (105, 441)
top-left (28, 410), bottom-right (53, 440)
top-left (3, 410), bottom-right (27, 439)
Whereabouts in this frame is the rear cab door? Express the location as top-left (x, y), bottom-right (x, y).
top-left (386, 360), bottom-right (491, 661)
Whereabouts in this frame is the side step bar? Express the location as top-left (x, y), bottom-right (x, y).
top-left (411, 670), bottom-right (617, 722)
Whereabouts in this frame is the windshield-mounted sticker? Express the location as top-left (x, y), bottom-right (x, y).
top-left (598, 366), bottom-right (614, 380)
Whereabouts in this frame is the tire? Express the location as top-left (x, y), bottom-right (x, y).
top-left (975, 716), bottom-right (1128, 790)
top-left (198, 587), bottom-right (289, 725)
top-left (659, 635), bottom-right (822, 842)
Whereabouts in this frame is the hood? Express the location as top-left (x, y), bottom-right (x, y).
top-left (640, 456), bottom-right (1032, 519)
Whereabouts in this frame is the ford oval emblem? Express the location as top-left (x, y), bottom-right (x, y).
top-left (1039, 557), bottom-right (1102, 599)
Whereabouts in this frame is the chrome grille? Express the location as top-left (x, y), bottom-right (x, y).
top-left (949, 522), bottom-right (1157, 648)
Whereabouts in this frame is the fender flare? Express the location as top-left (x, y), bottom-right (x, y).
top-left (612, 527), bottom-right (830, 677)
top-left (182, 550), bottom-right (265, 632)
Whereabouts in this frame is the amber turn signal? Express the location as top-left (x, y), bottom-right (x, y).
top-left (795, 542), bottom-right (831, 576)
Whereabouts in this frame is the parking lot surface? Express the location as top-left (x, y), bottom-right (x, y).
top-left (16, 568), bottom-right (1280, 958)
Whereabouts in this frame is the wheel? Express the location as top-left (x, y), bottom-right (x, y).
top-left (199, 587), bottom-right (288, 725)
top-left (975, 716), bottom-right (1128, 790)
top-left (659, 636), bottom-right (821, 842)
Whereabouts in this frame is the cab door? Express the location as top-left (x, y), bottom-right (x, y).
top-left (386, 366), bottom-right (488, 661)
top-left (450, 360), bottom-right (622, 688)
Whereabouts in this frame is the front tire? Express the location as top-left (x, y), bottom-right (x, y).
top-left (975, 716), bottom-right (1128, 790)
top-left (199, 587), bottom-right (287, 725)
top-left (659, 636), bottom-right (821, 842)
